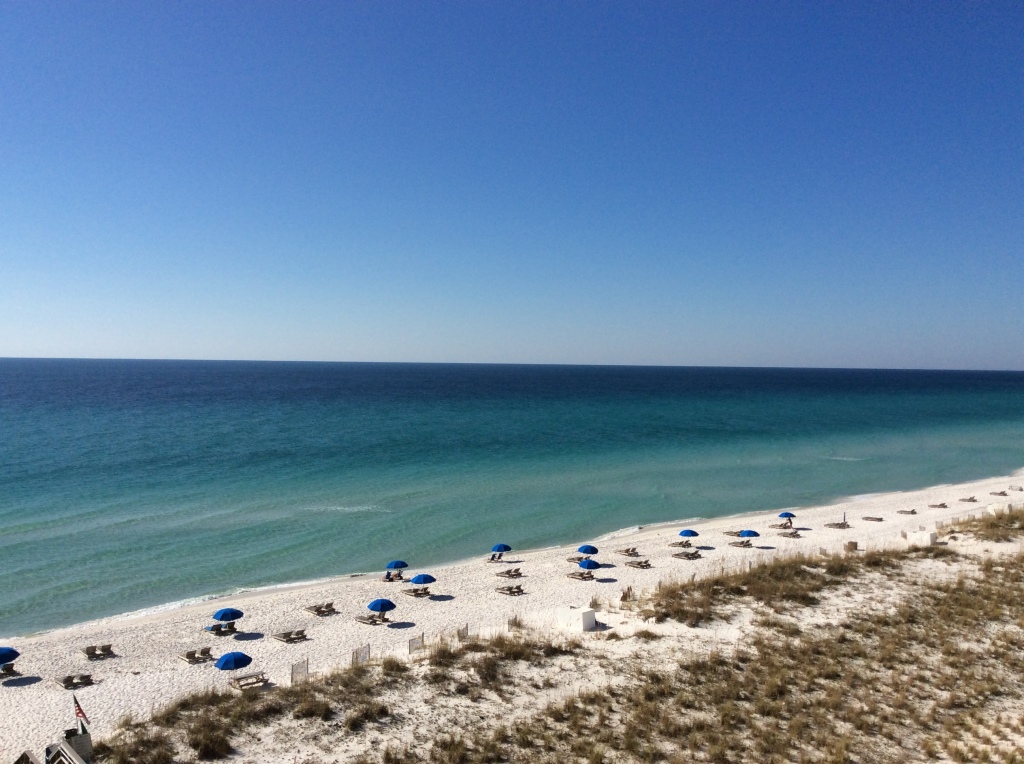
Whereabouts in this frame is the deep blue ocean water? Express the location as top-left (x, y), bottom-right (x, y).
top-left (2, 359), bottom-right (1024, 636)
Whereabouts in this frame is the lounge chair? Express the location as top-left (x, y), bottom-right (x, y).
top-left (486, 553), bottom-right (506, 563)
top-left (179, 650), bottom-right (199, 664)
top-left (81, 646), bottom-right (99, 660)
top-left (863, 516), bottom-right (883, 522)
top-left (567, 571), bottom-right (595, 581)
top-left (1, 663), bottom-right (20, 676)
top-left (98, 644), bottom-right (114, 658)
top-left (779, 530), bottom-right (802, 538)
top-left (769, 522), bottom-right (793, 530)
top-left (205, 623), bottom-right (225, 635)
top-left (672, 551), bottom-right (701, 560)
top-left (566, 555), bottom-right (588, 563)
top-left (495, 567), bottom-right (522, 578)
top-left (292, 629), bottom-right (306, 640)
top-left (729, 539), bottom-right (753, 548)
top-left (824, 522), bottom-right (850, 529)
top-left (355, 614), bottom-right (382, 625)
top-left (74, 674), bottom-right (93, 687)
top-left (401, 586), bottom-right (431, 597)
top-left (991, 491), bottom-right (1008, 497)
top-left (1010, 486), bottom-right (1023, 492)
top-left (896, 509), bottom-right (917, 515)
top-left (959, 497), bottom-right (977, 503)
top-left (928, 503), bottom-right (948, 508)
top-left (198, 647), bottom-right (214, 661)
top-left (496, 585), bottom-right (525, 595)
top-left (272, 631), bottom-right (295, 642)
top-left (625, 559), bottom-right (651, 569)
top-left (615, 547), bottom-right (639, 556)
top-left (224, 621), bottom-right (237, 634)
top-left (56, 675), bottom-right (76, 689)
top-left (667, 540), bottom-right (692, 548)
top-left (304, 603), bottom-right (326, 615)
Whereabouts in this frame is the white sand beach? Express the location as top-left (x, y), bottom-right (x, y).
top-left (3, 472), bottom-right (1023, 757)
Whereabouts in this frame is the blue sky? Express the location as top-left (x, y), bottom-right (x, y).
top-left (1, 2), bottom-right (1021, 368)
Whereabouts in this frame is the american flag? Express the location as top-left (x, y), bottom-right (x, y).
top-left (73, 693), bottom-right (90, 725)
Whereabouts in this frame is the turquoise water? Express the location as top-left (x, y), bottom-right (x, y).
top-left (2, 360), bottom-right (1024, 636)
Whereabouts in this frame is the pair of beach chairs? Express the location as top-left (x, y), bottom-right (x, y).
top-left (825, 521), bottom-right (850, 529)
top-left (928, 503), bottom-right (948, 508)
top-left (863, 516), bottom-right (884, 522)
top-left (566, 554), bottom-right (591, 563)
top-left (56, 674), bottom-right (92, 690)
top-left (382, 572), bottom-right (405, 582)
top-left (673, 550), bottom-right (701, 560)
top-left (304, 602), bottom-right (337, 617)
top-left (355, 613), bottom-right (389, 625)
top-left (668, 539), bottom-right (693, 548)
top-left (897, 509), bottom-right (918, 515)
top-left (991, 491), bottom-right (1009, 497)
top-left (495, 567), bottom-right (522, 579)
top-left (960, 496), bottom-right (978, 503)
top-left (1, 662), bottom-right (20, 677)
top-left (205, 622), bottom-right (238, 636)
top-left (768, 522), bottom-right (793, 530)
top-left (496, 584), bottom-right (525, 596)
top-left (179, 647), bottom-right (214, 664)
top-left (728, 539), bottom-right (753, 549)
top-left (402, 586), bottom-right (431, 598)
top-left (779, 530), bottom-right (802, 538)
top-left (486, 553), bottom-right (505, 563)
top-left (81, 644), bottom-right (115, 660)
top-left (272, 629), bottom-right (308, 643)
top-left (615, 547), bottom-right (640, 557)
top-left (229, 671), bottom-right (268, 690)
top-left (625, 559), bottom-right (652, 569)
top-left (567, 570), bottom-right (595, 581)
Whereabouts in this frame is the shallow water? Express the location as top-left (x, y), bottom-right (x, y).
top-left (2, 360), bottom-right (1023, 635)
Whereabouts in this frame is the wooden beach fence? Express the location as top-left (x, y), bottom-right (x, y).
top-left (351, 643), bottom-right (370, 668)
top-left (290, 658), bottom-right (309, 685)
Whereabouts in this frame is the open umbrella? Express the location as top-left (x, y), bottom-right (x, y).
top-left (213, 608), bottom-right (243, 622)
top-left (578, 559), bottom-right (601, 570)
top-left (215, 651), bottom-right (252, 671)
top-left (368, 598), bottom-right (397, 613)
top-left (410, 574), bottom-right (436, 585)
top-left (385, 560), bottom-right (408, 570)
top-left (679, 529), bottom-right (699, 538)
top-left (0, 647), bottom-right (20, 665)
top-left (738, 530), bottom-right (760, 538)
top-left (578, 545), bottom-right (599, 555)
top-left (778, 512), bottom-right (796, 519)
top-left (491, 543), bottom-right (512, 553)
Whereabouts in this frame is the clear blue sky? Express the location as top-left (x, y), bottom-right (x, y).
top-left (1, 2), bottom-right (1021, 368)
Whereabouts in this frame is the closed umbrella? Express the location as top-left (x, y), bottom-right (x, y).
top-left (215, 652), bottom-right (252, 671)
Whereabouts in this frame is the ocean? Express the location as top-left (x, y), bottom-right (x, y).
top-left (2, 359), bottom-right (1024, 636)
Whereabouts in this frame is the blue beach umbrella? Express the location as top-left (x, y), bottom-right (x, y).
top-left (577, 545), bottom-right (599, 555)
top-left (491, 543), bottom-right (512, 553)
top-left (367, 598), bottom-right (397, 613)
top-left (215, 651), bottom-right (252, 671)
top-left (578, 559), bottom-right (601, 570)
top-left (0, 647), bottom-right (20, 665)
top-left (679, 529), bottom-right (699, 538)
top-left (779, 512), bottom-right (796, 519)
top-left (410, 574), bottom-right (436, 585)
top-left (386, 560), bottom-right (408, 570)
top-left (213, 608), bottom-right (244, 622)
top-left (739, 530), bottom-right (760, 538)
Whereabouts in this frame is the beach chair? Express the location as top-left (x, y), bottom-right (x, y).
top-left (355, 614), bottom-right (381, 625)
top-left (567, 571), bottom-right (595, 581)
top-left (768, 523), bottom-right (790, 529)
top-left (81, 645), bottom-right (99, 660)
top-left (991, 491), bottom-right (1008, 497)
top-left (723, 531), bottom-right (743, 537)
top-left (272, 631), bottom-right (295, 643)
top-left (615, 547), bottom-right (639, 556)
top-left (928, 503), bottom-right (948, 508)
top-left (672, 551), bottom-right (701, 560)
top-left (402, 586), bottom-right (430, 597)
top-left (959, 497), bottom-right (977, 503)
top-left (179, 650), bottom-right (199, 664)
top-left (98, 644), bottom-right (114, 658)
top-left (824, 522), bottom-right (850, 529)
top-left (229, 671), bottom-right (268, 690)
top-left (779, 530), bottom-right (802, 538)
top-left (1, 663), bottom-right (20, 676)
top-left (566, 555), bottom-right (589, 563)
top-left (205, 623), bottom-right (225, 635)
top-left (224, 621), bottom-right (237, 634)
top-left (1010, 486), bottom-right (1023, 492)
top-left (896, 509), bottom-right (918, 515)
top-left (862, 516), bottom-right (883, 522)
top-left (728, 539), bottom-right (753, 548)
top-left (667, 540), bottom-right (692, 548)
top-left (495, 567), bottom-right (522, 578)
top-left (625, 559), bottom-right (651, 569)
top-left (74, 674), bottom-right (93, 687)
top-left (291, 629), bottom-right (306, 641)
top-left (304, 603), bottom-right (325, 615)
top-left (198, 647), bottom-right (214, 661)
top-left (56, 675), bottom-right (76, 689)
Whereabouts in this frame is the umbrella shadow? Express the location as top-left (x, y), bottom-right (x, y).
top-left (595, 577), bottom-right (618, 584)
top-left (386, 621), bottom-right (417, 630)
top-left (2, 676), bottom-right (42, 687)
top-left (697, 545), bottom-right (715, 551)
top-left (598, 563), bottom-right (617, 569)
top-left (796, 527), bottom-right (813, 532)
top-left (233, 632), bottom-right (264, 641)
top-left (429, 594), bottom-right (455, 602)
